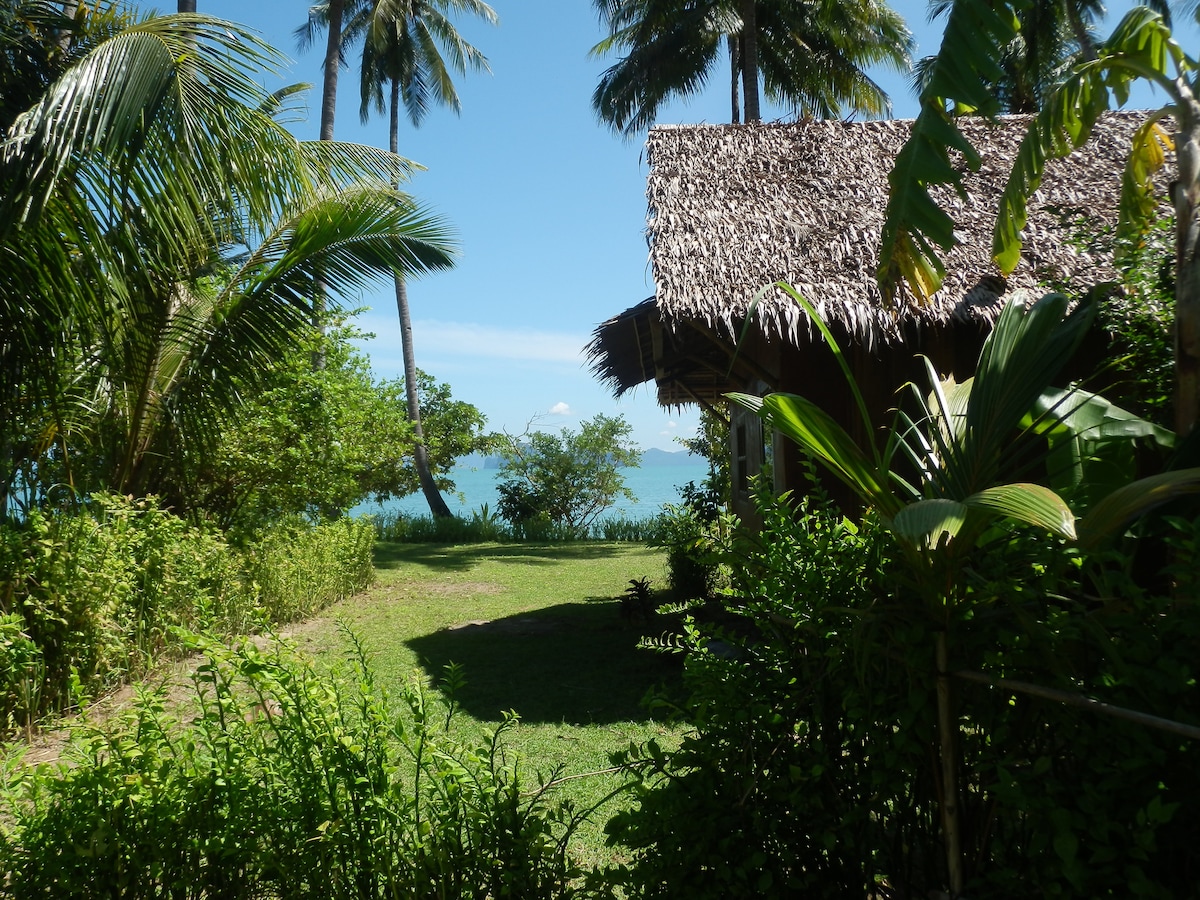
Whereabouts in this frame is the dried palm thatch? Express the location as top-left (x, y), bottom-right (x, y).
top-left (589, 111), bottom-right (1166, 404)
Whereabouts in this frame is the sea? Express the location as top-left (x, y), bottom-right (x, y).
top-left (352, 456), bottom-right (710, 522)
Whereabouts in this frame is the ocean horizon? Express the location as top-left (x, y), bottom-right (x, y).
top-left (353, 457), bottom-right (710, 521)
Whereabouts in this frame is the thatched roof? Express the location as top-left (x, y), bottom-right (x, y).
top-left (589, 111), bottom-right (1166, 404)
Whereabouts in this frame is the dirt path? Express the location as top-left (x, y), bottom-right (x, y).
top-left (11, 619), bottom-right (331, 769)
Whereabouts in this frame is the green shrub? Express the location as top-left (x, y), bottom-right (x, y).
top-left (1100, 217), bottom-right (1175, 427)
top-left (0, 495), bottom-right (254, 714)
top-left (607, 488), bottom-right (896, 898)
top-left (652, 478), bottom-right (727, 599)
top-left (0, 499), bottom-right (374, 733)
top-left (371, 509), bottom-right (662, 544)
top-left (0, 631), bottom-right (588, 899)
top-left (494, 414), bottom-right (640, 538)
top-left (374, 508), bottom-right (516, 543)
top-left (596, 515), bottom-right (660, 542)
top-left (246, 517), bottom-right (376, 624)
top-left (605, 488), bottom-right (1200, 898)
top-left (0, 614), bottom-right (40, 738)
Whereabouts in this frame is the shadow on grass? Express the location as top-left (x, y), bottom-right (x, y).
top-left (373, 541), bottom-right (642, 573)
top-left (406, 599), bottom-right (683, 725)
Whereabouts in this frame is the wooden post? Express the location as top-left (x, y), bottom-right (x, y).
top-left (937, 631), bottom-right (964, 896)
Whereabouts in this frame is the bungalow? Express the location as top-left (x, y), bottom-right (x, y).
top-left (586, 112), bottom-right (1163, 521)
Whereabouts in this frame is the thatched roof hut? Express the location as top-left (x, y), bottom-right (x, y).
top-left (588, 111), bottom-right (1161, 410)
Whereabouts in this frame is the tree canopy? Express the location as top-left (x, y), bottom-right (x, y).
top-left (495, 414), bottom-right (641, 538)
top-left (591, 0), bottom-right (912, 136)
top-left (0, 2), bottom-right (458, 518)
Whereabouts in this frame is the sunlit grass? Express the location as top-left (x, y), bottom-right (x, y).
top-left (285, 540), bottom-right (686, 868)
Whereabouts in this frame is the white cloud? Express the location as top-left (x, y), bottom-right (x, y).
top-left (412, 320), bottom-right (588, 364)
top-left (548, 401), bottom-right (571, 416)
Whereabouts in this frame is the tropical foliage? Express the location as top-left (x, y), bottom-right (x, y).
top-left (0, 495), bottom-right (375, 733)
top-left (590, 0), bottom-right (912, 135)
top-left (186, 323), bottom-right (488, 534)
top-left (918, 0), bottom-right (1108, 113)
top-left (728, 287), bottom-right (1200, 894)
top-left (0, 2), bottom-right (456, 519)
top-left (608, 482), bottom-right (1200, 898)
top-left (878, 3), bottom-right (1200, 436)
top-left (0, 633), bottom-right (584, 899)
top-left (495, 414), bottom-right (641, 539)
top-left (300, 0), bottom-right (496, 517)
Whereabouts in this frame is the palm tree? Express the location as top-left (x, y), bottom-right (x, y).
top-left (302, 0), bottom-right (496, 518)
top-left (919, 0), bottom-right (1106, 113)
top-left (591, 0), bottom-right (912, 137)
top-left (878, 4), bottom-right (1200, 438)
top-left (0, 4), bottom-right (456, 511)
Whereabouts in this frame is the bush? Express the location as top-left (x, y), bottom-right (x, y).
top-left (0, 498), bottom-right (376, 733)
top-left (371, 509), bottom-right (662, 544)
top-left (0, 495), bottom-right (254, 715)
top-left (495, 414), bottom-right (640, 538)
top-left (607, 488), bottom-right (895, 898)
top-left (605, 488), bottom-right (1200, 898)
top-left (0, 632), bottom-right (587, 899)
top-left (653, 478), bottom-right (728, 599)
top-left (1101, 217), bottom-right (1175, 427)
top-left (373, 508), bottom-right (513, 543)
top-left (245, 516), bottom-right (376, 624)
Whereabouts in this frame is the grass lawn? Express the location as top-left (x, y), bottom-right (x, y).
top-left (282, 539), bottom-right (687, 868)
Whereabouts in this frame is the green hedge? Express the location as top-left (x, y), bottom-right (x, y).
top-left (0, 496), bottom-right (375, 735)
top-left (0, 634), bottom-right (582, 899)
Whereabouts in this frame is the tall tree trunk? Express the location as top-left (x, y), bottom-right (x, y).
top-left (936, 631), bottom-right (964, 897)
top-left (312, 0), bottom-right (344, 371)
top-left (319, 1), bottom-right (343, 143)
top-left (728, 35), bottom-right (741, 124)
top-left (1174, 83), bottom-right (1200, 437)
top-left (1065, 3), bottom-right (1096, 62)
top-left (739, 0), bottom-right (760, 122)
top-left (57, 1), bottom-right (78, 50)
top-left (390, 78), bottom-right (452, 518)
top-left (177, 1), bottom-right (196, 12)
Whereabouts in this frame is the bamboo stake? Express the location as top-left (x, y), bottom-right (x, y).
top-left (953, 669), bottom-right (1200, 741)
top-left (937, 633), bottom-right (964, 897)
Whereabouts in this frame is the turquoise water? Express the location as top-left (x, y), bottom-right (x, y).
top-left (353, 461), bottom-right (711, 521)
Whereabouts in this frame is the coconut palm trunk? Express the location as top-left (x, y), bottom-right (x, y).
top-left (312, 0), bottom-right (345, 372)
top-left (728, 35), bottom-right (741, 123)
top-left (739, 0), bottom-right (760, 122)
top-left (1174, 91), bottom-right (1200, 436)
top-left (388, 77), bottom-right (452, 517)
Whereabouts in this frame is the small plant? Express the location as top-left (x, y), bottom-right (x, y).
top-left (0, 630), bottom-right (590, 899)
top-left (621, 576), bottom-right (654, 623)
top-left (494, 414), bottom-right (641, 539)
top-left (653, 488), bottom-right (726, 600)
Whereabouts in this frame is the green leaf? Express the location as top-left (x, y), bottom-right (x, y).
top-left (1077, 468), bottom-right (1200, 548)
top-left (891, 498), bottom-right (968, 548)
top-left (729, 391), bottom-right (900, 517)
top-left (994, 7), bottom-right (1181, 273)
top-left (877, 0), bottom-right (1022, 303)
top-left (965, 483), bottom-right (1077, 540)
top-left (1116, 117), bottom-right (1174, 267)
top-left (965, 294), bottom-right (1092, 452)
top-left (1026, 386), bottom-right (1177, 506)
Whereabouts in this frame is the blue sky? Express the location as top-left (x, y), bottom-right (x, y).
top-left (132, 0), bottom-right (1193, 451)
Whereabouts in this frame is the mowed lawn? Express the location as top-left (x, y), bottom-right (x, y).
top-left (283, 540), bottom-right (687, 866)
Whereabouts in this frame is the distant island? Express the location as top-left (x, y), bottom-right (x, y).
top-left (457, 449), bottom-right (700, 470)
